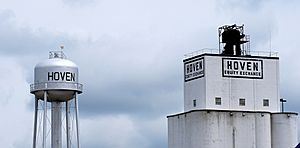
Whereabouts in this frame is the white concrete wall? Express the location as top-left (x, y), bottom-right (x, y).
top-left (184, 78), bottom-right (206, 111)
top-left (271, 113), bottom-right (298, 148)
top-left (168, 110), bottom-right (272, 148)
top-left (177, 54), bottom-right (298, 148)
top-left (184, 54), bottom-right (280, 112)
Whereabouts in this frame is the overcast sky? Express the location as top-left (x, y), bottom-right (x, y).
top-left (1, 0), bottom-right (300, 147)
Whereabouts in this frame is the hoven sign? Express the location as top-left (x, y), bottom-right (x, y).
top-left (222, 58), bottom-right (263, 79)
top-left (48, 71), bottom-right (76, 82)
top-left (184, 58), bottom-right (204, 82)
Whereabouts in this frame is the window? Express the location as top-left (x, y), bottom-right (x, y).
top-left (263, 99), bottom-right (269, 107)
top-left (193, 99), bottom-right (197, 107)
top-left (215, 97), bottom-right (221, 105)
top-left (239, 98), bottom-right (246, 106)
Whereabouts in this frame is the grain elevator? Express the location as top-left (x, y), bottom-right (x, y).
top-left (167, 24), bottom-right (298, 148)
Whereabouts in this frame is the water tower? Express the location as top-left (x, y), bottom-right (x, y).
top-left (30, 49), bottom-right (83, 148)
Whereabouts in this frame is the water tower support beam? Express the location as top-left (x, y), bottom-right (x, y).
top-left (75, 92), bottom-right (80, 148)
top-left (52, 102), bottom-right (62, 148)
top-left (66, 101), bottom-right (71, 148)
top-left (32, 97), bottom-right (38, 148)
top-left (43, 91), bottom-right (47, 148)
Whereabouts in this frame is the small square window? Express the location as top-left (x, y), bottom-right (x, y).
top-left (239, 98), bottom-right (246, 106)
top-left (215, 97), bottom-right (221, 105)
top-left (263, 99), bottom-right (269, 107)
top-left (193, 99), bottom-right (197, 107)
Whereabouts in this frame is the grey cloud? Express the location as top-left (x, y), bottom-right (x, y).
top-left (76, 39), bottom-right (184, 118)
top-left (1, 0), bottom-right (300, 147)
top-left (62, 0), bottom-right (96, 7)
top-left (0, 10), bottom-right (79, 56)
top-left (0, 56), bottom-right (32, 148)
top-left (79, 81), bottom-right (182, 119)
top-left (0, 10), bottom-right (82, 85)
top-left (216, 0), bottom-right (265, 11)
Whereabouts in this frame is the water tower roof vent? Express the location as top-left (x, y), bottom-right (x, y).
top-left (49, 51), bottom-right (67, 59)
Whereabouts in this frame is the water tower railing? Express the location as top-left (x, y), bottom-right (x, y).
top-left (30, 82), bottom-right (83, 93)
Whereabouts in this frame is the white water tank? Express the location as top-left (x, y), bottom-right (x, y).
top-left (30, 51), bottom-right (82, 101)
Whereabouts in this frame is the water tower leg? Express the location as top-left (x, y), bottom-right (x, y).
top-left (75, 92), bottom-right (80, 148)
top-left (52, 102), bottom-right (62, 148)
top-left (43, 91), bottom-right (47, 148)
top-left (66, 101), bottom-right (71, 148)
top-left (33, 97), bottom-right (38, 148)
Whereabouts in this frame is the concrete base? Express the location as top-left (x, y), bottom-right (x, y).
top-left (167, 110), bottom-right (298, 148)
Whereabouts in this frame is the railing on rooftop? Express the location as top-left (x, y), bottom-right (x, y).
top-left (246, 50), bottom-right (279, 57)
top-left (184, 48), bottom-right (219, 58)
top-left (184, 48), bottom-right (278, 59)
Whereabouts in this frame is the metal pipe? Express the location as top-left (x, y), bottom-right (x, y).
top-left (75, 92), bottom-right (81, 148)
top-left (43, 91), bottom-right (47, 148)
top-left (32, 97), bottom-right (38, 148)
top-left (280, 98), bottom-right (287, 112)
top-left (51, 102), bottom-right (62, 148)
top-left (66, 101), bottom-right (71, 148)
top-left (218, 29), bottom-right (221, 54)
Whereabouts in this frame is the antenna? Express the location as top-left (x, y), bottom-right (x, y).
top-left (60, 45), bottom-right (64, 51)
top-left (269, 27), bottom-right (272, 54)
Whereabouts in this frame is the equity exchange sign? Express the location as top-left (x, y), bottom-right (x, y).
top-left (222, 58), bottom-right (263, 79)
top-left (184, 57), bottom-right (204, 82)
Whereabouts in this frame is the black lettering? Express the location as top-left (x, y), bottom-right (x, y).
top-left (54, 72), bottom-right (60, 80)
top-left (66, 72), bottom-right (71, 81)
top-left (60, 72), bottom-right (66, 81)
top-left (186, 65), bottom-right (190, 74)
top-left (199, 61), bottom-right (202, 70)
top-left (240, 62), bottom-right (245, 70)
top-left (48, 72), bottom-right (54, 81)
top-left (47, 71), bottom-right (76, 81)
top-left (227, 61), bottom-right (232, 70)
top-left (247, 62), bottom-right (251, 70)
top-left (233, 61), bottom-right (239, 70)
top-left (71, 72), bottom-right (75, 82)
top-left (186, 60), bottom-right (203, 75)
top-left (185, 75), bottom-right (189, 79)
top-left (253, 62), bottom-right (258, 71)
